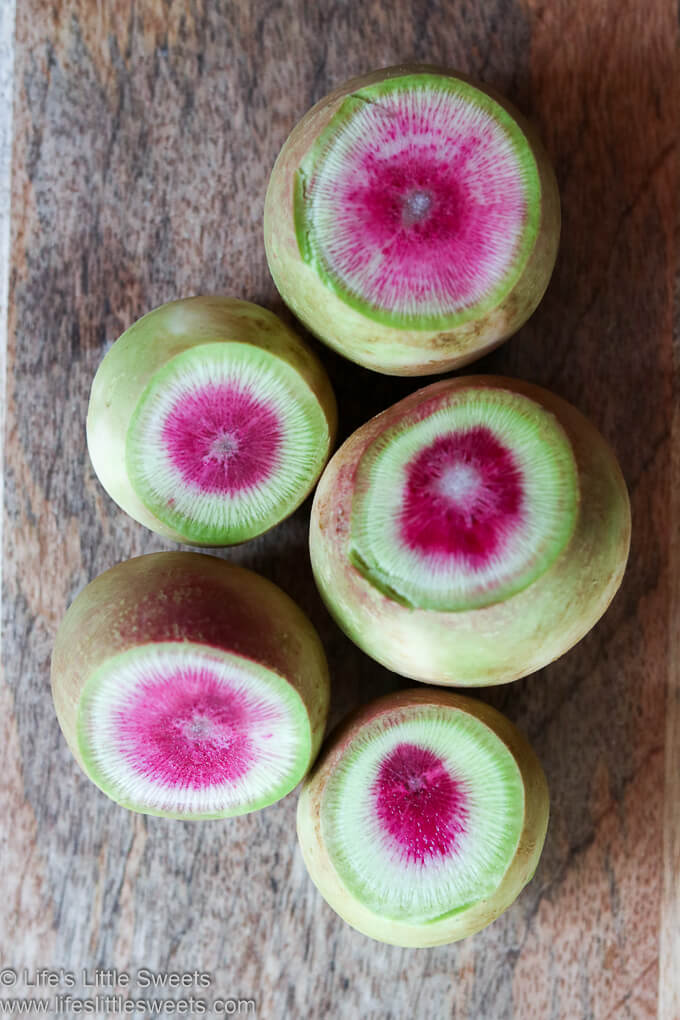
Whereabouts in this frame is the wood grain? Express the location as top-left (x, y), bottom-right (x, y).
top-left (1, 1), bottom-right (677, 1017)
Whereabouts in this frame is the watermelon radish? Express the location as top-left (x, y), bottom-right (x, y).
top-left (87, 297), bottom-right (337, 545)
top-left (310, 376), bottom-right (630, 685)
top-left (297, 688), bottom-right (549, 946)
top-left (265, 66), bottom-right (560, 376)
top-left (51, 553), bottom-right (330, 818)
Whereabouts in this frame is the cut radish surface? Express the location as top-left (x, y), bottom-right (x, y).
top-left (127, 342), bottom-right (328, 544)
top-left (297, 690), bottom-right (549, 946)
top-left (322, 706), bottom-right (524, 921)
top-left (86, 297), bottom-right (337, 545)
top-left (295, 74), bottom-right (540, 329)
top-left (265, 66), bottom-right (560, 375)
top-left (350, 386), bottom-right (579, 610)
top-left (51, 552), bottom-right (330, 818)
top-left (309, 376), bottom-right (631, 686)
top-left (79, 644), bottom-right (311, 817)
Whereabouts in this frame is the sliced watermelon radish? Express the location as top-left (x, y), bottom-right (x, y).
top-left (295, 74), bottom-right (541, 329)
top-left (297, 689), bottom-right (549, 946)
top-left (309, 375), bottom-right (631, 686)
top-left (349, 384), bottom-right (579, 611)
top-left (265, 66), bottom-right (560, 376)
top-left (51, 553), bottom-right (330, 818)
top-left (87, 297), bottom-right (337, 545)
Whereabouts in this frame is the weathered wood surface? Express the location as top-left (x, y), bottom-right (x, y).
top-left (1, 1), bottom-right (678, 1017)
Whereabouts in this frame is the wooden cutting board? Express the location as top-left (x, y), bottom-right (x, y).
top-left (1, 1), bottom-right (677, 1017)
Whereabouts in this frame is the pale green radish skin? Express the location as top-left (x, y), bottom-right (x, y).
top-left (86, 296), bottom-right (337, 545)
top-left (264, 64), bottom-right (560, 377)
top-left (309, 376), bottom-right (631, 686)
top-left (297, 688), bottom-right (549, 947)
top-left (51, 552), bottom-right (330, 818)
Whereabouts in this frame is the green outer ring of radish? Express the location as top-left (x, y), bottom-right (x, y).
top-left (296, 688), bottom-right (549, 947)
top-left (265, 64), bottom-right (560, 377)
top-left (309, 375), bottom-right (631, 687)
top-left (292, 73), bottom-right (542, 331)
top-left (51, 552), bottom-right (331, 818)
top-left (86, 296), bottom-right (337, 546)
top-left (76, 643), bottom-right (313, 820)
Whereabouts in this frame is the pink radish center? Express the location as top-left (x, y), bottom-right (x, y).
top-left (340, 151), bottom-right (513, 307)
top-left (114, 667), bottom-right (264, 789)
top-left (400, 426), bottom-right (524, 568)
top-left (161, 383), bottom-right (282, 495)
top-left (373, 742), bottom-right (468, 864)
